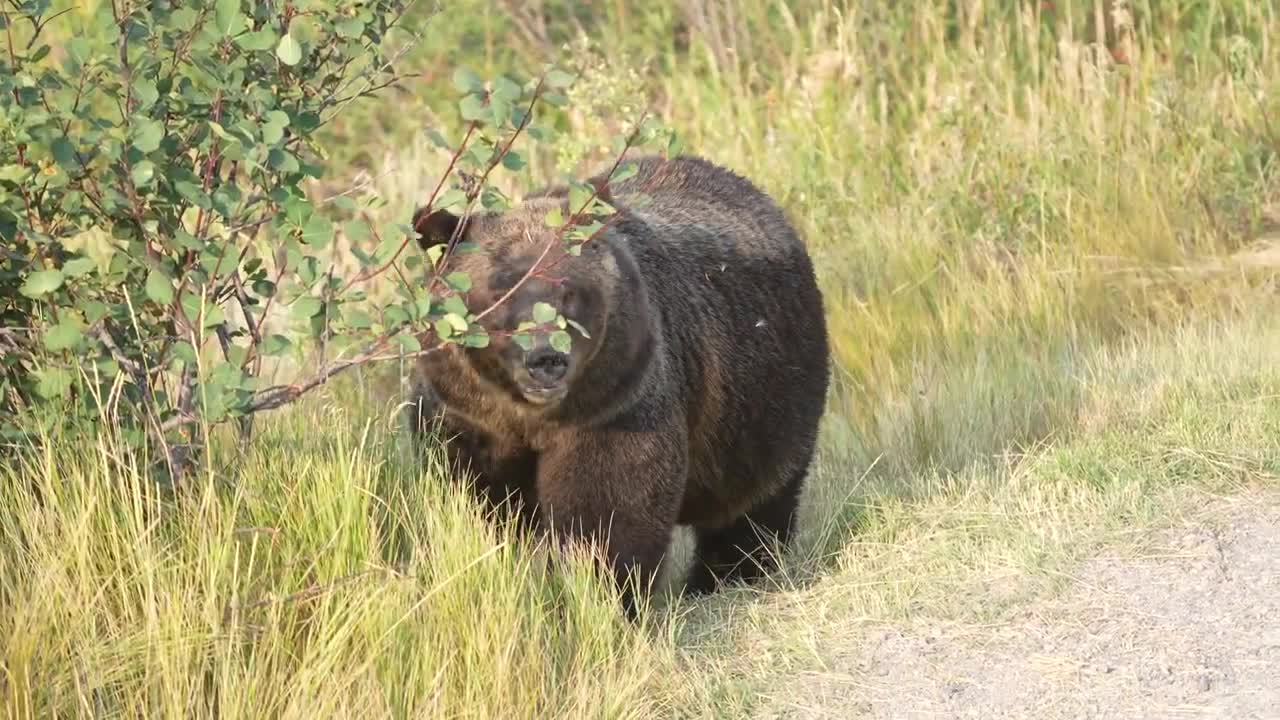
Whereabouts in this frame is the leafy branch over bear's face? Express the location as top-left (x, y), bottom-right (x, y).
top-left (0, 0), bottom-right (678, 480)
top-left (407, 119), bottom-right (674, 411)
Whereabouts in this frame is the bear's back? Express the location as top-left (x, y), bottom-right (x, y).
top-left (603, 156), bottom-right (830, 526)
top-left (609, 155), bottom-right (803, 263)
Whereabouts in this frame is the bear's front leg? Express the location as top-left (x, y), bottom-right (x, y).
top-left (408, 390), bottom-right (539, 531)
top-left (534, 422), bottom-right (687, 617)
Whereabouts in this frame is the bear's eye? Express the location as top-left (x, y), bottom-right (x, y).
top-left (562, 286), bottom-right (584, 314)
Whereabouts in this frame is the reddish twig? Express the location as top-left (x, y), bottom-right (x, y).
top-left (469, 114), bottom-right (648, 322)
top-left (424, 77), bottom-right (547, 297)
top-left (470, 231), bottom-right (558, 324)
top-left (336, 123), bottom-right (478, 296)
top-left (245, 335), bottom-right (397, 412)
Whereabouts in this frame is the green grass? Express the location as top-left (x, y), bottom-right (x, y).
top-left (1, 391), bottom-right (684, 718)
top-left (4, 1), bottom-right (1280, 717)
top-left (4, 302), bottom-right (1275, 718)
top-left (669, 305), bottom-right (1280, 714)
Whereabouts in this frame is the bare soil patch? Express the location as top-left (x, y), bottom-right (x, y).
top-left (758, 493), bottom-right (1280, 719)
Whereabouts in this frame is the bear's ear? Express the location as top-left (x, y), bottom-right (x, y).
top-left (411, 207), bottom-right (463, 250)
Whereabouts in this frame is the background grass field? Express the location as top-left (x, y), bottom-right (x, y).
top-left (3, 1), bottom-right (1279, 717)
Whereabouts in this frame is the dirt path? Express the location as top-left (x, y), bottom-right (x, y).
top-left (758, 496), bottom-right (1280, 719)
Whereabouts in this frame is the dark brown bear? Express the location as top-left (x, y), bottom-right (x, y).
top-left (407, 154), bottom-right (829, 615)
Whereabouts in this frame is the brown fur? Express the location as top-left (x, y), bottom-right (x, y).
top-left (407, 155), bottom-right (830, 615)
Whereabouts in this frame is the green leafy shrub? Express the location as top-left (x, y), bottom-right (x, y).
top-left (0, 0), bottom-right (676, 480)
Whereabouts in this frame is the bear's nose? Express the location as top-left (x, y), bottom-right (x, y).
top-left (525, 348), bottom-right (569, 385)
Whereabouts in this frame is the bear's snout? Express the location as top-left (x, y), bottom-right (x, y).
top-left (524, 348), bottom-right (569, 386)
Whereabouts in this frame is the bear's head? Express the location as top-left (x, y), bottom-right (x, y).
top-left (411, 193), bottom-right (650, 413)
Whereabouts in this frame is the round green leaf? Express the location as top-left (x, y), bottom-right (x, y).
top-left (384, 306), bottom-right (410, 328)
top-left (173, 342), bottom-right (198, 365)
top-left (445, 271), bottom-right (472, 292)
top-left (443, 313), bottom-right (469, 332)
top-left (224, 345), bottom-right (249, 367)
top-left (491, 75), bottom-right (522, 101)
top-left (170, 7), bottom-right (198, 31)
top-left (345, 309), bottom-right (373, 329)
top-left (452, 67), bottom-right (483, 93)
top-left (237, 28), bottom-right (277, 51)
top-left (133, 77), bottom-right (159, 109)
top-left (425, 244), bottom-right (445, 267)
top-left (180, 293), bottom-right (201, 322)
top-left (611, 162), bottom-right (639, 183)
top-left (283, 196), bottom-right (312, 228)
top-left (268, 148), bottom-right (300, 172)
top-left (0, 165), bottom-right (32, 184)
top-left (459, 94), bottom-right (488, 122)
top-left (35, 368), bottom-right (73, 400)
top-left (442, 295), bottom-right (469, 317)
top-left (50, 138), bottom-right (78, 171)
top-left (301, 215), bottom-right (334, 249)
top-left (62, 257), bottom-right (97, 278)
top-left (343, 219), bottom-right (370, 243)
top-left (146, 269), bottom-right (174, 305)
top-left (501, 150), bottom-right (527, 171)
top-left (261, 334), bottom-right (292, 356)
top-left (425, 128), bottom-right (452, 150)
top-left (531, 301), bottom-right (557, 324)
top-left (544, 69), bottom-right (575, 88)
top-left (80, 300), bottom-right (109, 324)
top-left (262, 121), bottom-right (285, 145)
top-left (215, 0), bottom-right (244, 36)
top-left (569, 183), bottom-right (594, 214)
top-left (433, 318), bottom-right (454, 339)
top-left (203, 304), bottom-right (226, 328)
top-left (276, 33), bottom-right (302, 65)
top-left (131, 160), bottom-right (155, 188)
top-left (549, 330), bottom-right (572, 353)
top-left (668, 132), bottom-right (684, 157)
top-left (291, 296), bottom-right (323, 320)
top-left (44, 320), bottom-right (82, 351)
top-left (179, 293), bottom-right (225, 328)
top-left (435, 188), bottom-right (468, 211)
top-left (21, 269), bottom-right (64, 297)
top-left (131, 119), bottom-right (164, 153)
top-left (335, 18), bottom-right (365, 38)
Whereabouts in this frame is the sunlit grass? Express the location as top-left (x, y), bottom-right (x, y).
top-left (0, 393), bottom-right (684, 718)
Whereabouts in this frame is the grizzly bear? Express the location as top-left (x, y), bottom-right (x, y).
top-left (407, 154), bottom-right (829, 615)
